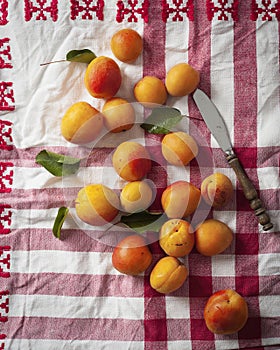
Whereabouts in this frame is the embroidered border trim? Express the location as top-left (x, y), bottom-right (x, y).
top-left (207, 0), bottom-right (239, 21)
top-left (0, 34), bottom-right (14, 350)
top-left (0, 0), bottom-right (8, 25)
top-left (116, 0), bottom-right (149, 23)
top-left (70, 0), bottom-right (104, 20)
top-left (162, 0), bottom-right (194, 22)
top-left (24, 0), bottom-right (58, 21)
top-left (251, 0), bottom-right (280, 21)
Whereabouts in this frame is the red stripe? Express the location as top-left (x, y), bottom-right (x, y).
top-left (4, 147), bottom-right (114, 167)
top-left (0, 228), bottom-right (114, 252)
top-left (188, 0), bottom-right (213, 344)
top-left (143, 2), bottom-right (168, 347)
top-left (2, 317), bottom-right (144, 341)
top-left (1, 188), bottom-right (78, 209)
top-left (9, 273), bottom-right (144, 298)
top-left (233, 1), bottom-right (262, 346)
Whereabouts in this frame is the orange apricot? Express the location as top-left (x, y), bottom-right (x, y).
top-left (112, 141), bottom-right (152, 181)
top-left (102, 97), bottom-right (135, 133)
top-left (150, 256), bottom-right (188, 294)
top-left (161, 180), bottom-right (201, 219)
top-left (195, 219), bottom-right (233, 256)
top-left (159, 219), bottom-right (194, 257)
top-left (204, 289), bottom-right (248, 335)
top-left (166, 62), bottom-right (200, 96)
top-left (111, 28), bottom-right (143, 63)
top-left (134, 76), bottom-right (167, 107)
top-left (84, 56), bottom-right (122, 99)
top-left (201, 173), bottom-right (234, 208)
top-left (112, 235), bottom-right (152, 275)
top-left (161, 131), bottom-right (198, 166)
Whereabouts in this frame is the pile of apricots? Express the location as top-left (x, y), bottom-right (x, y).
top-left (59, 28), bottom-right (248, 335)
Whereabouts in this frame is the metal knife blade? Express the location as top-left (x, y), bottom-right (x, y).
top-left (192, 88), bottom-right (273, 231)
top-left (193, 88), bottom-right (232, 154)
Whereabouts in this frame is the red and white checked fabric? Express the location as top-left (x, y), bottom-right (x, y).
top-left (0, 1), bottom-right (279, 349)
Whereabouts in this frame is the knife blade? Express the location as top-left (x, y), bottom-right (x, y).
top-left (193, 88), bottom-right (273, 231)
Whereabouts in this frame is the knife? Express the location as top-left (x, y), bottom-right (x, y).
top-left (193, 88), bottom-right (273, 231)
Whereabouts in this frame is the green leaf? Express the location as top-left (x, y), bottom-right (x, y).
top-left (120, 210), bottom-right (167, 234)
top-left (52, 207), bottom-right (69, 239)
top-left (35, 150), bottom-right (81, 177)
top-left (66, 49), bottom-right (96, 64)
top-left (140, 107), bottom-right (183, 134)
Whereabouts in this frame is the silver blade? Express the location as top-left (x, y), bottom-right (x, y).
top-left (193, 89), bottom-right (233, 154)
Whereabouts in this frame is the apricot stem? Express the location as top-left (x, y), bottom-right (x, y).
top-left (40, 59), bottom-right (66, 66)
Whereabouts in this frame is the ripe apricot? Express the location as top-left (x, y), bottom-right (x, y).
top-left (111, 28), bottom-right (143, 63)
top-left (161, 180), bottom-right (201, 219)
top-left (161, 131), bottom-right (198, 166)
top-left (75, 184), bottom-right (120, 226)
top-left (201, 173), bottom-right (234, 208)
top-left (134, 76), bottom-right (167, 107)
top-left (165, 63), bottom-right (200, 96)
top-left (150, 256), bottom-right (188, 294)
top-left (204, 289), bottom-right (248, 334)
top-left (112, 141), bottom-right (152, 181)
top-left (112, 235), bottom-right (152, 275)
top-left (84, 56), bottom-right (122, 99)
top-left (61, 102), bottom-right (103, 144)
top-left (195, 219), bottom-right (233, 256)
top-left (102, 97), bottom-right (135, 133)
top-left (159, 219), bottom-right (194, 257)
top-left (120, 180), bottom-right (154, 213)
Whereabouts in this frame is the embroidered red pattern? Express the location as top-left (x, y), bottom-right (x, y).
top-left (251, 0), bottom-right (280, 20)
top-left (24, 0), bottom-right (58, 21)
top-left (0, 82), bottom-right (15, 111)
top-left (0, 0), bottom-right (8, 25)
top-left (0, 120), bottom-right (13, 151)
top-left (116, 0), bottom-right (149, 23)
top-left (0, 291), bottom-right (9, 323)
top-left (162, 0), bottom-right (194, 22)
top-left (0, 205), bottom-right (12, 235)
top-left (207, 0), bottom-right (239, 21)
top-left (70, 0), bottom-right (104, 20)
top-left (0, 162), bottom-right (13, 193)
top-left (0, 38), bottom-right (11, 69)
top-left (0, 334), bottom-right (5, 350)
top-left (0, 247), bottom-right (10, 279)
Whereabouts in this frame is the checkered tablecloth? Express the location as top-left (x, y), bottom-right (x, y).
top-left (0, 1), bottom-right (280, 349)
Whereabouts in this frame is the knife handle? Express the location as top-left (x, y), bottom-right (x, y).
top-left (226, 153), bottom-right (273, 231)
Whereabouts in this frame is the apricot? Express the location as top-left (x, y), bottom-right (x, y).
top-left (161, 131), bottom-right (198, 166)
top-left (84, 56), bottom-right (122, 99)
top-left (134, 76), bottom-right (167, 107)
top-left (112, 235), bottom-right (152, 275)
top-left (120, 180), bottom-right (154, 213)
top-left (159, 219), bottom-right (194, 257)
top-left (204, 289), bottom-right (248, 335)
top-left (111, 28), bottom-right (143, 63)
top-left (195, 219), bottom-right (233, 256)
top-left (75, 184), bottom-right (120, 226)
top-left (102, 97), bottom-right (135, 133)
top-left (112, 141), bottom-right (152, 181)
top-left (150, 256), bottom-right (188, 294)
top-left (201, 173), bottom-right (234, 208)
top-left (161, 180), bottom-right (201, 219)
top-left (61, 102), bottom-right (103, 144)
top-left (165, 63), bottom-right (200, 97)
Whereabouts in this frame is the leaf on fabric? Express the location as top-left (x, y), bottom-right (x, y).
top-left (140, 106), bottom-right (183, 134)
top-left (120, 210), bottom-right (166, 234)
top-left (35, 150), bottom-right (81, 177)
top-left (66, 49), bottom-right (96, 63)
top-left (52, 206), bottom-right (69, 239)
